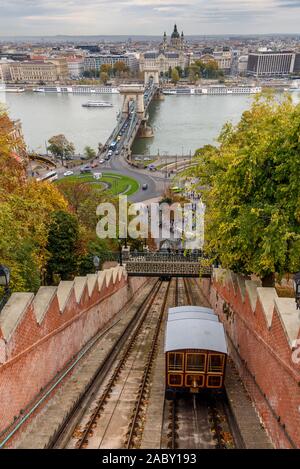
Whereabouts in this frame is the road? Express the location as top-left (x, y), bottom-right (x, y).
top-left (54, 154), bottom-right (166, 202)
top-left (107, 154), bottom-right (166, 202)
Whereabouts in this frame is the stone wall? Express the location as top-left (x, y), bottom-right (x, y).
top-left (0, 266), bottom-right (146, 435)
top-left (210, 269), bottom-right (300, 448)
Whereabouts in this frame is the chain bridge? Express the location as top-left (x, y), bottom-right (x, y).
top-left (100, 70), bottom-right (162, 160)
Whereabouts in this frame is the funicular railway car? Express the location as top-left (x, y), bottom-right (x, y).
top-left (165, 306), bottom-right (228, 398)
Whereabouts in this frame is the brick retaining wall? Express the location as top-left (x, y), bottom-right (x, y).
top-left (209, 269), bottom-right (300, 448)
top-left (0, 266), bottom-right (146, 435)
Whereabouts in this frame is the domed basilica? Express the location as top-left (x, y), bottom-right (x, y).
top-left (139, 24), bottom-right (189, 75)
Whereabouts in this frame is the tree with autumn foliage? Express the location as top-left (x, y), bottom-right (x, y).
top-left (0, 109), bottom-right (120, 291)
top-left (189, 94), bottom-right (300, 285)
top-left (0, 110), bottom-right (69, 290)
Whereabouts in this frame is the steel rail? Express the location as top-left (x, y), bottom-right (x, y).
top-left (125, 280), bottom-right (171, 449)
top-left (75, 279), bottom-right (164, 449)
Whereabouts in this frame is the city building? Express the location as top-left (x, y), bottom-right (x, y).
top-left (44, 57), bottom-right (69, 81)
top-left (293, 53), bottom-right (300, 74)
top-left (9, 61), bottom-right (58, 83)
top-left (190, 47), bottom-right (233, 74)
top-left (0, 59), bottom-right (14, 81)
top-left (8, 59), bottom-right (68, 83)
top-left (140, 51), bottom-right (188, 75)
top-left (213, 48), bottom-right (232, 74)
top-left (247, 50), bottom-right (296, 77)
top-left (84, 53), bottom-right (139, 73)
top-left (237, 55), bottom-right (249, 75)
top-left (66, 57), bottom-right (84, 78)
top-left (140, 25), bottom-right (189, 75)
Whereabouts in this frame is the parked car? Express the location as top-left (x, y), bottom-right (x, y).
top-left (99, 159), bottom-right (105, 164)
top-left (63, 170), bottom-right (74, 177)
top-left (80, 166), bottom-right (92, 174)
top-left (142, 183), bottom-right (148, 190)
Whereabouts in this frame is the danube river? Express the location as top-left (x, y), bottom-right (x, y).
top-left (2, 90), bottom-right (300, 155)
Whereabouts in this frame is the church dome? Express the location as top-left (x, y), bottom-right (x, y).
top-left (171, 24), bottom-right (180, 39)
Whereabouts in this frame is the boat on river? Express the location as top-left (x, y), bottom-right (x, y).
top-left (82, 101), bottom-right (113, 108)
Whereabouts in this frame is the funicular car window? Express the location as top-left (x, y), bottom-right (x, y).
top-left (168, 352), bottom-right (184, 371)
top-left (168, 374), bottom-right (183, 386)
top-left (208, 354), bottom-right (224, 373)
top-left (207, 375), bottom-right (222, 388)
top-left (186, 353), bottom-right (206, 372)
top-left (185, 374), bottom-right (204, 387)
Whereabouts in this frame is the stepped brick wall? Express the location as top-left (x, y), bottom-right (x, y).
top-left (0, 266), bottom-right (146, 435)
top-left (210, 269), bottom-right (300, 448)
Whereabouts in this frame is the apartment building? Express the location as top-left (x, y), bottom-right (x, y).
top-left (84, 54), bottom-right (139, 73)
top-left (247, 51), bottom-right (296, 76)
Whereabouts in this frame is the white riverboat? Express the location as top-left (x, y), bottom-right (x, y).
top-left (163, 86), bottom-right (262, 96)
top-left (0, 86), bottom-right (25, 93)
top-left (201, 86), bottom-right (262, 95)
top-left (163, 87), bottom-right (193, 95)
top-left (33, 85), bottom-right (119, 94)
top-left (82, 101), bottom-right (113, 108)
top-left (286, 80), bottom-right (300, 92)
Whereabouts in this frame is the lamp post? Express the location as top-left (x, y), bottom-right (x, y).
top-left (117, 237), bottom-right (123, 266)
top-left (0, 265), bottom-right (11, 312)
top-left (93, 255), bottom-right (100, 273)
top-left (294, 272), bottom-right (300, 310)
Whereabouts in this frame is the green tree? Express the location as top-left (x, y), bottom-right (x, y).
top-left (175, 66), bottom-right (183, 77)
top-left (189, 94), bottom-right (300, 285)
top-left (193, 59), bottom-right (223, 79)
top-left (100, 72), bottom-right (109, 84)
top-left (84, 146), bottom-right (96, 159)
top-left (100, 64), bottom-right (112, 76)
top-left (47, 134), bottom-right (75, 164)
top-left (171, 68), bottom-right (180, 84)
top-left (46, 211), bottom-right (81, 283)
top-left (113, 61), bottom-right (129, 77)
top-left (188, 64), bottom-right (200, 82)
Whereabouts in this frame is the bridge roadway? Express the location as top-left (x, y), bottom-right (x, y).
top-left (99, 80), bottom-right (158, 164)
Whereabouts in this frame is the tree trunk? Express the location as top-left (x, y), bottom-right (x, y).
top-left (261, 272), bottom-right (275, 287)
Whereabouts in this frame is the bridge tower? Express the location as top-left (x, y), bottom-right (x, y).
top-left (119, 84), bottom-right (145, 118)
top-left (144, 70), bottom-right (160, 86)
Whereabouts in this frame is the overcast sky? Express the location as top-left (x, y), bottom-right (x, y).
top-left (0, 0), bottom-right (300, 36)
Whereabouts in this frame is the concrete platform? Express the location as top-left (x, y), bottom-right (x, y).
top-left (225, 359), bottom-right (273, 449)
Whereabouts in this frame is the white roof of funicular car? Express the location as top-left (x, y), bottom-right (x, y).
top-left (168, 306), bottom-right (215, 315)
top-left (165, 305), bottom-right (226, 353)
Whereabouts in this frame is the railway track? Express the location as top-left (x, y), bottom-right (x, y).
top-left (124, 280), bottom-right (171, 449)
top-left (47, 276), bottom-right (240, 450)
top-left (49, 278), bottom-right (161, 449)
top-left (58, 279), bottom-right (171, 449)
top-left (183, 278), bottom-right (192, 305)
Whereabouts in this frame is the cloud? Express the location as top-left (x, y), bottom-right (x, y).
top-left (0, 0), bottom-right (299, 35)
top-left (277, 0), bottom-right (300, 7)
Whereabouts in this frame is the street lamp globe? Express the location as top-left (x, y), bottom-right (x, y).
top-left (93, 256), bottom-right (100, 271)
top-left (0, 265), bottom-right (10, 288)
top-left (294, 272), bottom-right (300, 310)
